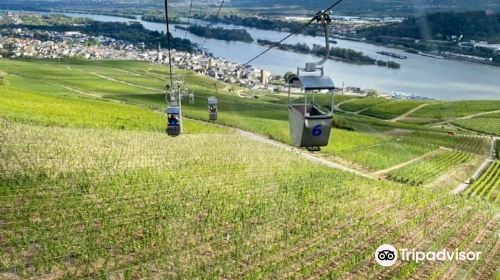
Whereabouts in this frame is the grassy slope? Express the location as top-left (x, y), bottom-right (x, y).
top-left (452, 117), bottom-right (500, 137)
top-left (360, 99), bottom-right (425, 120)
top-left (0, 59), bottom-right (498, 278)
top-left (1, 121), bottom-right (498, 279)
top-left (405, 100), bottom-right (500, 124)
top-left (0, 82), bottom-right (226, 134)
top-left (338, 97), bottom-right (390, 112)
top-left (387, 150), bottom-right (471, 186)
top-left (0, 59), bottom-right (492, 173)
top-left (464, 160), bottom-right (500, 205)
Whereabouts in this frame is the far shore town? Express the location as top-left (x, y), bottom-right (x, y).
top-left (0, 29), bottom-right (430, 100)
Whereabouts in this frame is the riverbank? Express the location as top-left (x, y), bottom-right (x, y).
top-left (257, 39), bottom-right (401, 69)
top-left (9, 8), bottom-right (499, 68)
top-left (181, 13), bottom-right (500, 68)
top-left (176, 25), bottom-right (254, 43)
top-left (328, 34), bottom-right (500, 67)
top-left (5, 10), bottom-right (500, 100)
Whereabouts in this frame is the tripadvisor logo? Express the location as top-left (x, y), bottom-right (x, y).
top-left (375, 244), bottom-right (481, 267)
top-left (375, 244), bottom-right (398, 267)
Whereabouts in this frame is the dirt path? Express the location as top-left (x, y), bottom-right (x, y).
top-left (426, 155), bottom-right (484, 191)
top-left (428, 109), bottom-right (500, 128)
top-left (114, 69), bottom-right (142, 76)
top-left (389, 103), bottom-right (429, 122)
top-left (354, 107), bottom-right (370, 114)
top-left (48, 82), bottom-right (103, 99)
top-left (88, 72), bottom-right (161, 92)
top-left (333, 98), bottom-right (356, 112)
top-left (458, 109), bottom-right (500, 120)
top-left (66, 66), bottom-right (162, 92)
top-left (451, 137), bottom-right (497, 194)
top-left (178, 117), bottom-right (373, 178)
top-left (373, 148), bottom-right (444, 176)
top-left (222, 85), bottom-right (247, 98)
top-left (234, 129), bottom-right (374, 179)
top-left (236, 90), bottom-right (246, 98)
top-left (338, 108), bottom-right (388, 123)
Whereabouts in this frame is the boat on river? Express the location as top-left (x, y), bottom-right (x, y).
top-left (376, 51), bottom-right (407, 59)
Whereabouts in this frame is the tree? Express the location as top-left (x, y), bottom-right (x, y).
top-left (284, 71), bottom-right (295, 84)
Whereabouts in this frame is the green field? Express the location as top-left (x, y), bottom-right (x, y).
top-left (336, 141), bottom-right (434, 171)
top-left (401, 132), bottom-right (491, 156)
top-left (0, 59), bottom-right (495, 172)
top-left (1, 120), bottom-right (497, 279)
top-left (338, 97), bottom-right (391, 112)
top-left (465, 161), bottom-right (500, 204)
top-left (0, 85), bottom-right (225, 134)
top-left (360, 100), bottom-right (425, 120)
top-left (453, 117), bottom-right (500, 137)
top-left (0, 58), bottom-right (499, 279)
top-left (387, 150), bottom-right (471, 186)
top-left (332, 94), bottom-right (360, 104)
top-left (404, 101), bottom-right (500, 124)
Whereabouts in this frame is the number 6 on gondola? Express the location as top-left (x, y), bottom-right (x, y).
top-left (312, 125), bottom-right (322, 136)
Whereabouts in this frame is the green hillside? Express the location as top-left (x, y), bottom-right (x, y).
top-left (359, 11), bottom-right (500, 43)
top-left (0, 58), bottom-right (499, 279)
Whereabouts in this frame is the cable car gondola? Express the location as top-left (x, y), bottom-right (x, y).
top-left (208, 96), bottom-right (218, 121)
top-left (287, 11), bottom-right (335, 150)
top-left (166, 96), bottom-right (181, 136)
top-left (288, 73), bottom-right (334, 149)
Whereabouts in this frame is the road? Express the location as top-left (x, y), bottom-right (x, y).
top-left (235, 129), bottom-right (375, 179)
top-left (373, 148), bottom-right (443, 176)
top-left (184, 116), bottom-right (374, 179)
top-left (89, 72), bottom-right (162, 92)
top-left (389, 103), bottom-right (429, 122)
top-left (458, 109), bottom-right (500, 120)
top-left (452, 137), bottom-right (498, 194)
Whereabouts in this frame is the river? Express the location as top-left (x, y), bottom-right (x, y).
top-left (40, 12), bottom-right (500, 100)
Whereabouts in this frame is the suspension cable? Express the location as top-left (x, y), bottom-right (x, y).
top-left (163, 0), bottom-right (174, 100)
top-left (184, 0), bottom-right (194, 40)
top-left (200, 0), bottom-right (225, 50)
top-left (243, 0), bottom-right (346, 66)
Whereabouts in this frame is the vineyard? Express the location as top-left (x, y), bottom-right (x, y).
top-left (401, 132), bottom-right (491, 156)
top-left (0, 86), bottom-right (225, 134)
top-left (326, 132), bottom-right (489, 172)
top-left (465, 161), bottom-right (500, 204)
top-left (405, 100), bottom-right (500, 124)
top-left (0, 58), bottom-right (499, 279)
top-left (453, 117), bottom-right (500, 137)
top-left (1, 121), bottom-right (498, 279)
top-left (387, 150), bottom-right (471, 186)
top-left (360, 100), bottom-right (425, 120)
top-left (335, 141), bottom-right (434, 172)
top-left (338, 97), bottom-right (390, 112)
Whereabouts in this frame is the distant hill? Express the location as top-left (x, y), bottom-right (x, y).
top-left (359, 11), bottom-right (500, 43)
top-left (1, 0), bottom-right (498, 15)
top-left (229, 0), bottom-right (499, 15)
